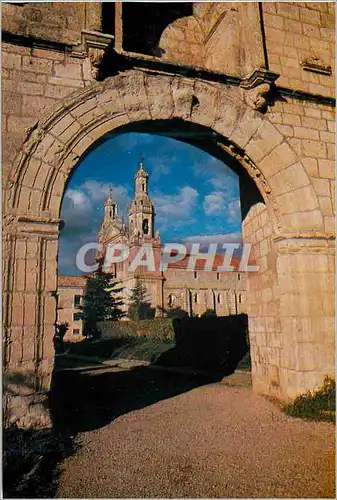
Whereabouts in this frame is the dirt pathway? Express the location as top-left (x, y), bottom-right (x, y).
top-left (57, 382), bottom-right (334, 498)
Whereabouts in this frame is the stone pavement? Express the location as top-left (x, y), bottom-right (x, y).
top-left (57, 382), bottom-right (335, 498)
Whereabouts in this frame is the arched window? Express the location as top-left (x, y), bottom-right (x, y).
top-left (194, 293), bottom-right (198, 303)
top-left (168, 294), bottom-right (176, 307)
top-left (217, 294), bottom-right (221, 304)
top-left (143, 218), bottom-right (149, 234)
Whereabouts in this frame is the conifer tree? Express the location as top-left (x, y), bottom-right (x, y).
top-left (80, 271), bottom-right (124, 338)
top-left (128, 277), bottom-right (154, 320)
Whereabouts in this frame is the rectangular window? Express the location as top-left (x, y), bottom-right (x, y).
top-left (194, 271), bottom-right (198, 279)
top-left (216, 272), bottom-right (220, 280)
top-left (73, 329), bottom-right (80, 335)
top-left (74, 295), bottom-right (82, 307)
top-left (73, 312), bottom-right (81, 321)
top-left (238, 273), bottom-right (241, 281)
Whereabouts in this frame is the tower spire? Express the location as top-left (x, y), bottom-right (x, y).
top-left (128, 156), bottom-right (155, 238)
top-left (104, 186), bottom-right (117, 219)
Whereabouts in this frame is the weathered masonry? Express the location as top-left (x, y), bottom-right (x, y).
top-left (2, 2), bottom-right (335, 427)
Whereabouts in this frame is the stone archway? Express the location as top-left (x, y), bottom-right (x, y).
top-left (3, 69), bottom-right (334, 427)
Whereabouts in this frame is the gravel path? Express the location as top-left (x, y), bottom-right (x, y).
top-left (57, 383), bottom-right (335, 498)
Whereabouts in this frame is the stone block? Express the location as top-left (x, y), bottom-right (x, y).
top-left (301, 115), bottom-right (327, 130)
top-left (324, 216), bottom-right (335, 234)
top-left (269, 161), bottom-right (310, 194)
top-left (47, 76), bottom-right (84, 88)
top-left (275, 124), bottom-right (293, 137)
top-left (7, 115), bottom-right (35, 136)
top-left (282, 113), bottom-right (301, 126)
top-left (264, 13), bottom-right (285, 29)
top-left (318, 159), bottom-right (334, 179)
top-left (53, 60), bottom-right (82, 80)
top-left (327, 121), bottom-right (335, 133)
top-left (16, 81), bottom-right (44, 96)
top-left (319, 130), bottom-right (334, 144)
top-left (22, 94), bottom-right (56, 118)
top-left (191, 80), bottom-right (219, 128)
top-left (301, 157), bottom-right (318, 177)
top-left (59, 119), bottom-right (81, 144)
top-left (12, 293), bottom-right (24, 326)
top-left (44, 84), bottom-right (77, 99)
top-left (245, 121), bottom-right (283, 164)
top-left (282, 209), bottom-right (324, 231)
top-left (22, 56), bottom-right (53, 74)
top-left (284, 18), bottom-right (303, 34)
top-left (293, 126), bottom-right (319, 140)
top-left (24, 294), bottom-right (37, 326)
top-left (260, 142), bottom-right (298, 177)
top-left (280, 56), bottom-right (299, 69)
top-left (318, 196), bottom-right (333, 216)
top-left (277, 3), bottom-right (300, 20)
top-left (326, 144), bottom-right (335, 160)
top-left (25, 261), bottom-right (38, 291)
top-left (2, 92), bottom-right (22, 115)
top-left (301, 139), bottom-right (327, 158)
top-left (2, 51), bottom-right (21, 70)
top-left (230, 107), bottom-right (264, 148)
top-left (312, 178), bottom-right (331, 197)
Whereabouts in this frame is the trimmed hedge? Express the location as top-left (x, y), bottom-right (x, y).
top-left (97, 318), bottom-right (175, 342)
top-left (97, 314), bottom-right (249, 374)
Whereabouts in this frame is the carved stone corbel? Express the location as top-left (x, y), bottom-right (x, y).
top-left (71, 29), bottom-right (114, 80)
top-left (240, 68), bottom-right (279, 112)
top-left (88, 47), bottom-right (105, 79)
top-left (300, 55), bottom-right (332, 76)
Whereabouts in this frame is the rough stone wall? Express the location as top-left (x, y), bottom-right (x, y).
top-left (262, 2), bottom-right (335, 96)
top-left (57, 284), bottom-right (84, 341)
top-left (268, 99), bottom-right (335, 235)
top-left (2, 2), bottom-right (101, 44)
top-left (242, 202), bottom-right (281, 397)
top-left (163, 268), bottom-right (246, 316)
top-left (2, 42), bottom-right (94, 188)
top-left (159, 2), bottom-right (265, 76)
top-left (2, 2), bottom-right (335, 425)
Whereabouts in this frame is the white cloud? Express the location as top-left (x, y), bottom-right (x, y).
top-left (154, 186), bottom-right (199, 226)
top-left (65, 188), bottom-right (91, 211)
top-left (203, 191), bottom-right (226, 216)
top-left (228, 199), bottom-right (241, 222)
top-left (149, 161), bottom-right (171, 182)
top-left (60, 180), bottom-right (131, 245)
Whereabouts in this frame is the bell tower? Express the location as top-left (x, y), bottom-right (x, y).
top-left (128, 158), bottom-right (155, 238)
top-left (104, 188), bottom-right (117, 222)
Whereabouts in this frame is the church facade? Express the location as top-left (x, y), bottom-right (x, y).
top-left (97, 160), bottom-right (247, 318)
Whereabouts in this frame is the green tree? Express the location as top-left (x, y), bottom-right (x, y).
top-left (80, 272), bottom-right (124, 338)
top-left (128, 277), bottom-right (155, 320)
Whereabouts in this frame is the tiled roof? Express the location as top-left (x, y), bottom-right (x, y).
top-left (166, 254), bottom-right (242, 271)
top-left (58, 275), bottom-right (87, 288)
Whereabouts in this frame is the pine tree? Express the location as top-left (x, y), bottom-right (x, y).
top-left (80, 271), bottom-right (124, 338)
top-left (128, 277), bottom-right (154, 320)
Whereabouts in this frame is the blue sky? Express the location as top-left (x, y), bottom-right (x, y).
top-left (59, 133), bottom-right (242, 275)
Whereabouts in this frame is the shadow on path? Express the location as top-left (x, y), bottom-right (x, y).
top-left (49, 365), bottom-right (221, 437)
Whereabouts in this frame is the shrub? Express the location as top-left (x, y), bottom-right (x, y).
top-left (98, 318), bottom-right (175, 342)
top-left (284, 376), bottom-right (335, 423)
top-left (201, 309), bottom-right (217, 317)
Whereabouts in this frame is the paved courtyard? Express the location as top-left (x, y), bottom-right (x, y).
top-left (57, 380), bottom-right (335, 498)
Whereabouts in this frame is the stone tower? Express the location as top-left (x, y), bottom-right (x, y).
top-left (128, 159), bottom-right (155, 239)
top-left (98, 189), bottom-right (126, 244)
